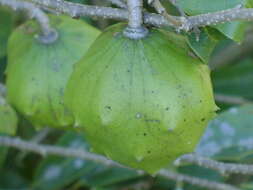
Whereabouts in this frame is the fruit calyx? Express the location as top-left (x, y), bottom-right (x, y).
top-left (35, 28), bottom-right (59, 44)
top-left (123, 26), bottom-right (149, 39)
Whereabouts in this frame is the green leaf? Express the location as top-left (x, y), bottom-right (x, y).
top-left (79, 167), bottom-right (139, 187)
top-left (186, 28), bottom-right (218, 63)
top-left (177, 0), bottom-right (251, 42)
top-left (0, 7), bottom-right (15, 58)
top-left (212, 58), bottom-right (253, 100)
top-left (0, 147), bottom-right (8, 169)
top-left (0, 98), bottom-right (18, 169)
top-left (33, 131), bottom-right (139, 190)
top-left (177, 0), bottom-right (244, 15)
top-left (196, 104), bottom-right (253, 161)
top-left (240, 181), bottom-right (253, 190)
top-left (215, 21), bottom-right (249, 43)
top-left (0, 169), bottom-right (29, 189)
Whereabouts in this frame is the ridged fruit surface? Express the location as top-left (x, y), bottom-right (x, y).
top-left (0, 96), bottom-right (18, 136)
top-left (6, 15), bottom-right (100, 129)
top-left (65, 24), bottom-right (218, 173)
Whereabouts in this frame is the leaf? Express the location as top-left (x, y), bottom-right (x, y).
top-left (186, 28), bottom-right (218, 63)
top-left (0, 98), bottom-right (18, 169)
top-left (177, 165), bottom-right (224, 190)
top-left (0, 7), bottom-right (15, 58)
top-left (215, 21), bottom-right (249, 43)
top-left (33, 131), bottom-right (139, 190)
top-left (0, 147), bottom-right (8, 169)
top-left (0, 169), bottom-right (29, 189)
top-left (240, 181), bottom-right (253, 190)
top-left (177, 0), bottom-right (251, 42)
top-left (79, 167), bottom-right (140, 187)
top-left (196, 104), bottom-right (253, 161)
top-left (177, 0), bottom-right (244, 15)
top-left (212, 58), bottom-right (253, 100)
top-left (0, 57), bottom-right (7, 82)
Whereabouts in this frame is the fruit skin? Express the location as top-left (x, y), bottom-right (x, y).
top-left (65, 23), bottom-right (218, 173)
top-left (0, 96), bottom-right (18, 136)
top-left (6, 15), bottom-right (100, 129)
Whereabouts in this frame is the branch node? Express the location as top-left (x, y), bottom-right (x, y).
top-left (35, 28), bottom-right (59, 44)
top-left (123, 26), bottom-right (148, 39)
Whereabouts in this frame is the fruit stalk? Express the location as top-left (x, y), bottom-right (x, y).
top-left (126, 0), bottom-right (143, 29)
top-left (124, 0), bottom-right (148, 39)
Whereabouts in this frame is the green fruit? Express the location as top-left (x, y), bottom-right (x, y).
top-left (0, 96), bottom-right (18, 136)
top-left (65, 24), bottom-right (218, 173)
top-left (6, 15), bottom-right (100, 129)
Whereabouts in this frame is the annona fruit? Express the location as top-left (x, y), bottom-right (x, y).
top-left (6, 15), bottom-right (100, 129)
top-left (65, 24), bottom-right (218, 173)
top-left (0, 95), bottom-right (18, 136)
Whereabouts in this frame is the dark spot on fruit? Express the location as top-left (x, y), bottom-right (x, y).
top-left (105, 106), bottom-right (112, 110)
top-left (145, 119), bottom-right (160, 123)
top-left (151, 90), bottom-right (155, 94)
top-left (143, 133), bottom-right (147, 136)
top-left (147, 150), bottom-right (151, 154)
top-left (165, 107), bottom-right (169, 111)
top-left (201, 118), bottom-right (206, 122)
top-left (177, 85), bottom-right (182, 89)
top-left (183, 119), bottom-right (186, 122)
top-left (199, 100), bottom-right (202, 103)
top-left (127, 70), bottom-right (130, 73)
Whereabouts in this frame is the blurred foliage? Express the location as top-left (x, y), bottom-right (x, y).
top-left (1, 0), bottom-right (253, 189)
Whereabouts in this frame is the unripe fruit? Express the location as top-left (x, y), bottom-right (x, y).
top-left (6, 15), bottom-right (100, 129)
top-left (0, 96), bottom-right (18, 136)
top-left (65, 24), bottom-right (218, 173)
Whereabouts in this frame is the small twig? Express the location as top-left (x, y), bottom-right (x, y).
top-left (30, 128), bottom-right (51, 143)
top-left (0, 136), bottom-right (240, 190)
top-left (167, 0), bottom-right (186, 16)
top-left (148, 0), bottom-right (181, 26)
top-left (0, 0), bottom-right (52, 36)
top-left (175, 153), bottom-right (253, 175)
top-left (106, 0), bottom-right (127, 8)
top-left (16, 128), bottom-right (52, 165)
top-left (0, 135), bottom-right (119, 166)
top-left (24, 0), bottom-right (253, 31)
top-left (215, 94), bottom-right (252, 105)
